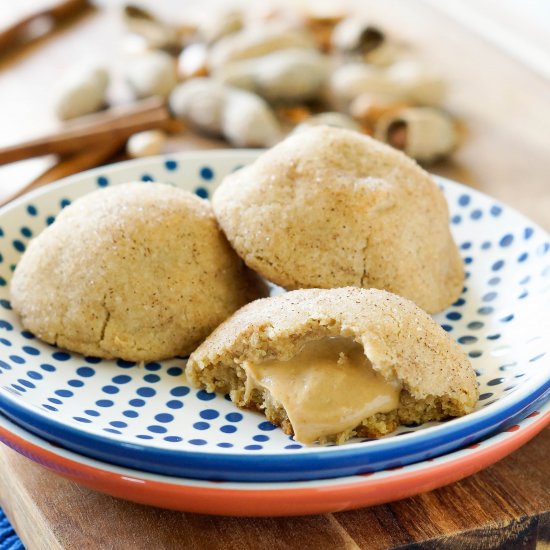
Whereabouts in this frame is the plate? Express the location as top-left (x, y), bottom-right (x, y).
top-left (0, 396), bottom-right (547, 516)
top-left (0, 151), bottom-right (548, 481)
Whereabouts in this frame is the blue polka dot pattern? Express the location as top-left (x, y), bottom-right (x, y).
top-left (170, 386), bottom-right (191, 397)
top-left (77, 367), bottom-right (95, 377)
top-left (258, 422), bottom-right (277, 432)
top-left (136, 387), bottom-right (156, 398)
top-left (197, 390), bottom-right (215, 401)
top-left (0, 154), bottom-right (547, 481)
top-left (148, 425), bottom-right (167, 434)
top-left (518, 252), bottom-right (528, 262)
top-left (12, 240), bottom-right (25, 253)
top-left (155, 413), bottom-right (174, 423)
top-left (200, 409), bottom-right (219, 420)
top-left (471, 209), bottom-right (482, 220)
top-left (112, 375), bottom-right (131, 384)
top-left (200, 166), bottom-right (214, 180)
top-left (110, 421), bottom-right (127, 428)
top-left (221, 425), bottom-right (237, 434)
top-left (458, 336), bottom-right (478, 344)
top-left (167, 367), bottom-right (183, 376)
top-left (500, 234), bottom-right (513, 247)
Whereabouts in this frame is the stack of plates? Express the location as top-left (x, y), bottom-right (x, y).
top-left (0, 151), bottom-right (548, 516)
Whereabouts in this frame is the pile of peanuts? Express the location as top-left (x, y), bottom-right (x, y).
top-left (53, 3), bottom-right (460, 164)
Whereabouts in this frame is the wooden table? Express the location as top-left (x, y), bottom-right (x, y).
top-left (0, 1), bottom-right (549, 548)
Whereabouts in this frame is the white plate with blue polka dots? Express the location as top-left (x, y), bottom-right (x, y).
top-left (0, 150), bottom-right (548, 482)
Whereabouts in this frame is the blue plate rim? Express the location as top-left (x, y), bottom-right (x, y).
top-left (0, 384), bottom-right (548, 481)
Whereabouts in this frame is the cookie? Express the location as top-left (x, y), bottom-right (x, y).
top-left (212, 125), bottom-right (464, 313)
top-left (10, 183), bottom-right (266, 361)
top-left (186, 287), bottom-right (478, 444)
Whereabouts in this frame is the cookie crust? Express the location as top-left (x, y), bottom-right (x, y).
top-left (186, 287), bottom-right (478, 443)
top-left (213, 126), bottom-right (464, 313)
top-left (10, 182), bottom-right (266, 361)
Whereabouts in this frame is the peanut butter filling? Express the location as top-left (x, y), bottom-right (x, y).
top-left (242, 337), bottom-right (401, 444)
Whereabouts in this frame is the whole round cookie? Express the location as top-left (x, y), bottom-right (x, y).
top-left (10, 182), bottom-right (266, 361)
top-left (187, 287), bottom-right (478, 444)
top-left (212, 126), bottom-right (464, 313)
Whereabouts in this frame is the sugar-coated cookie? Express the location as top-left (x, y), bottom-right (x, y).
top-left (186, 287), bottom-right (478, 444)
top-left (213, 126), bottom-right (464, 313)
top-left (11, 183), bottom-right (266, 361)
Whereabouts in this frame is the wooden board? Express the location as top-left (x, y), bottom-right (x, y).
top-left (0, 429), bottom-right (548, 550)
top-left (0, 0), bottom-right (549, 548)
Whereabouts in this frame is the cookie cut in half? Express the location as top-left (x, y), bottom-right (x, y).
top-left (186, 287), bottom-right (479, 445)
top-left (11, 183), bottom-right (266, 361)
top-left (212, 125), bottom-right (464, 313)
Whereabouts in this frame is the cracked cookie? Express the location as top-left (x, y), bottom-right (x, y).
top-left (10, 182), bottom-right (266, 361)
top-left (186, 287), bottom-right (479, 444)
top-left (212, 125), bottom-right (464, 313)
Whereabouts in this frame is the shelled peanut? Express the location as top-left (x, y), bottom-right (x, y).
top-left (170, 78), bottom-right (282, 147)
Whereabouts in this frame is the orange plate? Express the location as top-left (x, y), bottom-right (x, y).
top-left (0, 402), bottom-right (548, 516)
